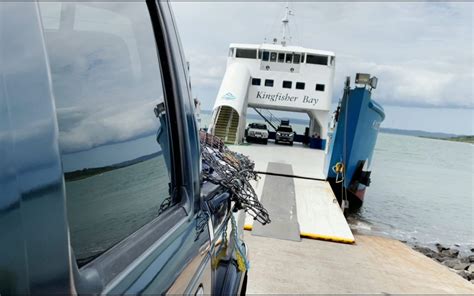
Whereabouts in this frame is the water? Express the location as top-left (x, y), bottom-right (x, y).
top-left (66, 156), bottom-right (170, 262)
top-left (201, 114), bottom-right (474, 251)
top-left (350, 133), bottom-right (474, 251)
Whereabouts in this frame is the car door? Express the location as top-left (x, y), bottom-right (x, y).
top-left (0, 1), bottom-right (214, 294)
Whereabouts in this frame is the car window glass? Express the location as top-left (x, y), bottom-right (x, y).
top-left (39, 2), bottom-right (174, 267)
top-left (278, 126), bottom-right (293, 132)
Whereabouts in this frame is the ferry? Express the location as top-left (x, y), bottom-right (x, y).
top-left (208, 4), bottom-right (385, 212)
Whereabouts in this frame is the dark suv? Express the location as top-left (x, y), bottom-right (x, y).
top-left (275, 125), bottom-right (295, 145)
top-left (0, 2), bottom-right (247, 295)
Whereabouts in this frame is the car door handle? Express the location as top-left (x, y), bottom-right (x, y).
top-left (208, 192), bottom-right (230, 213)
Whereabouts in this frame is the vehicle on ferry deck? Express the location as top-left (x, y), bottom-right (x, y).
top-left (246, 123), bottom-right (269, 144)
top-left (0, 1), bottom-right (247, 295)
top-left (275, 124), bottom-right (295, 145)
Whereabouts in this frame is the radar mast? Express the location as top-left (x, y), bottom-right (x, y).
top-left (280, 2), bottom-right (293, 46)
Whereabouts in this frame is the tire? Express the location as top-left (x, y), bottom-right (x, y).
top-left (290, 141), bottom-right (293, 146)
top-left (263, 139), bottom-right (268, 145)
top-left (246, 137), bottom-right (251, 143)
top-left (275, 139), bottom-right (278, 144)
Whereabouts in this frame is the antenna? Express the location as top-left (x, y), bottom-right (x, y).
top-left (281, 2), bottom-right (293, 46)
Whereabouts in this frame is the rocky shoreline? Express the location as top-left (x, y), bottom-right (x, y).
top-left (411, 243), bottom-right (474, 284)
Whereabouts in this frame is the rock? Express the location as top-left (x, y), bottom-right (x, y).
top-left (467, 264), bottom-right (474, 273)
top-left (453, 262), bottom-right (470, 271)
top-left (440, 248), bottom-right (459, 258)
top-left (454, 244), bottom-right (460, 247)
top-left (414, 246), bottom-right (435, 256)
top-left (470, 279), bottom-right (474, 284)
top-left (457, 270), bottom-right (469, 280)
top-left (470, 248), bottom-right (474, 253)
top-left (443, 259), bottom-right (461, 269)
top-left (469, 255), bottom-right (474, 263)
top-left (460, 256), bottom-right (470, 263)
top-left (436, 243), bottom-right (450, 252)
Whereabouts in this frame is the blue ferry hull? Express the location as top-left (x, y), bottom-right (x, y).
top-left (325, 85), bottom-right (385, 210)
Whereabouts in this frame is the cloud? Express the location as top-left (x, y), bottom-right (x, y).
top-left (334, 58), bottom-right (473, 108)
top-left (172, 2), bottom-right (473, 109)
top-left (57, 100), bottom-right (160, 154)
top-left (187, 50), bottom-right (227, 88)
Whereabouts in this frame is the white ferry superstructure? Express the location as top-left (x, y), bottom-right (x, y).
top-left (209, 42), bottom-right (335, 145)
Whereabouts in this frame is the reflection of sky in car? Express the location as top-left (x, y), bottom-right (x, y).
top-left (39, 3), bottom-right (165, 170)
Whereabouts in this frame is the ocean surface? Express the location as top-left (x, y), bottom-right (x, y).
top-left (349, 133), bottom-right (473, 252)
top-left (201, 114), bottom-right (474, 251)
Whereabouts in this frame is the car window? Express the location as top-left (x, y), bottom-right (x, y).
top-left (278, 126), bottom-right (293, 132)
top-left (39, 2), bottom-right (174, 267)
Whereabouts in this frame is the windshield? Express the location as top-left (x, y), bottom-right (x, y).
top-left (250, 123), bottom-right (267, 129)
top-left (278, 126), bottom-right (293, 132)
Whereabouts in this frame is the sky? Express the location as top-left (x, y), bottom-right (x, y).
top-left (171, 1), bottom-right (473, 135)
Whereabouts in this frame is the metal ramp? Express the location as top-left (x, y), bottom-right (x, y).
top-left (212, 106), bottom-right (239, 144)
top-left (231, 143), bottom-right (355, 244)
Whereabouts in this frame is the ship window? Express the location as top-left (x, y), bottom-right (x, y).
top-left (293, 54), bottom-right (301, 64)
top-left (301, 54), bottom-right (305, 63)
top-left (39, 1), bottom-right (174, 267)
top-left (285, 53), bottom-right (293, 63)
top-left (270, 52), bottom-right (277, 62)
top-left (262, 51), bottom-right (269, 61)
top-left (236, 48), bottom-right (257, 59)
top-left (282, 81), bottom-right (292, 89)
top-left (264, 79), bottom-right (274, 87)
top-left (316, 84), bottom-right (325, 91)
top-left (278, 53), bottom-right (285, 63)
top-left (306, 54), bottom-right (328, 65)
top-left (296, 82), bottom-right (305, 90)
top-left (252, 78), bottom-right (261, 86)
top-left (228, 48), bottom-right (234, 57)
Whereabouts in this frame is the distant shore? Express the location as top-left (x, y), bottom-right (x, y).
top-left (420, 135), bottom-right (474, 144)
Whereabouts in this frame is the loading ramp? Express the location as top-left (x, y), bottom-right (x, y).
top-left (230, 142), bottom-right (354, 244)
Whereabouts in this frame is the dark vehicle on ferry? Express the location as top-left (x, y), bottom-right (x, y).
top-left (275, 124), bottom-right (295, 146)
top-left (0, 1), bottom-right (247, 295)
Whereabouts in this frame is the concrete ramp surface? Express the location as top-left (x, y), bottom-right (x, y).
top-left (245, 234), bottom-right (474, 294)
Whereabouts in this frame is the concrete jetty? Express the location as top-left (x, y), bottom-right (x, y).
top-left (244, 233), bottom-right (474, 294)
top-left (231, 142), bottom-right (473, 293)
